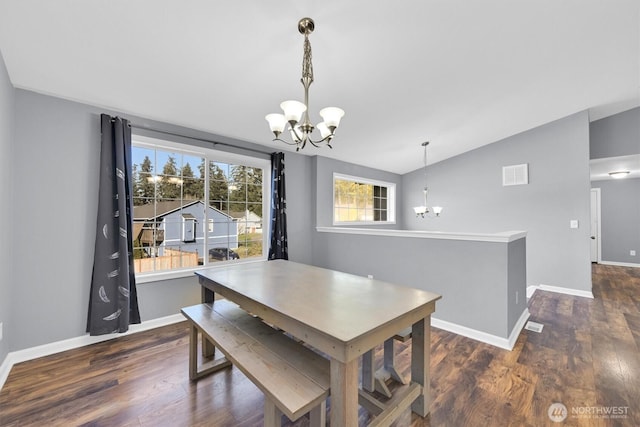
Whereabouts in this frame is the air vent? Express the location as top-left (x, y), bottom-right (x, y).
top-left (524, 321), bottom-right (544, 333)
top-left (503, 163), bottom-right (529, 186)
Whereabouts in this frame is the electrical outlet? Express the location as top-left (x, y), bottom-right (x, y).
top-left (631, 250), bottom-right (636, 256)
top-left (0, 322), bottom-right (3, 342)
top-left (367, 274), bottom-right (373, 279)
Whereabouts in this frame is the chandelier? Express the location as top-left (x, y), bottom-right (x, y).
top-left (265, 18), bottom-right (345, 151)
top-left (413, 142), bottom-right (443, 218)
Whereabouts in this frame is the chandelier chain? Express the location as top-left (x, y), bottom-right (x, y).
top-left (302, 35), bottom-right (314, 84)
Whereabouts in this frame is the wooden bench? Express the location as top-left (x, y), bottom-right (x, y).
top-left (181, 300), bottom-right (330, 426)
top-left (362, 326), bottom-right (412, 398)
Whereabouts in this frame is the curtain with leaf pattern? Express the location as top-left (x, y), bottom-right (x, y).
top-left (268, 152), bottom-right (288, 260)
top-left (87, 114), bottom-right (141, 335)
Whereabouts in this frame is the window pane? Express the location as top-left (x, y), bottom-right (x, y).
top-left (132, 141), bottom-right (266, 275)
top-left (333, 176), bottom-right (393, 224)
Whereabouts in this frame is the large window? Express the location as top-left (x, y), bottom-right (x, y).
top-left (131, 135), bottom-right (270, 279)
top-left (333, 173), bottom-right (395, 225)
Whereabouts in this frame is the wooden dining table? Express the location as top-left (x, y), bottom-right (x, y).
top-left (195, 260), bottom-right (441, 426)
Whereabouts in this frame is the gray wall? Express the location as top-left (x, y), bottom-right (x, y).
top-left (1, 86), bottom-right (320, 354)
top-left (507, 238), bottom-right (527, 332)
top-left (590, 107), bottom-right (640, 159)
top-left (593, 178), bottom-right (640, 264)
top-left (313, 156), bottom-right (403, 228)
top-left (8, 89), bottom-right (316, 352)
top-left (590, 107), bottom-right (640, 265)
top-left (284, 153), bottom-right (314, 265)
top-left (402, 112), bottom-right (593, 293)
top-left (312, 231), bottom-right (527, 339)
top-left (0, 53), bottom-right (14, 363)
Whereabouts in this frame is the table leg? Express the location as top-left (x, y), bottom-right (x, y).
top-left (411, 316), bottom-right (431, 417)
top-left (263, 399), bottom-right (283, 427)
top-left (201, 286), bottom-right (215, 358)
top-left (384, 338), bottom-right (407, 384)
top-left (330, 357), bottom-right (359, 427)
top-left (362, 349), bottom-right (375, 392)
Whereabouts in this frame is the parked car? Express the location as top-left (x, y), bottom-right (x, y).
top-left (208, 247), bottom-right (240, 261)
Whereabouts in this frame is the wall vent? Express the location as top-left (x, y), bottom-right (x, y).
top-left (524, 321), bottom-right (544, 333)
top-left (503, 163), bottom-right (529, 186)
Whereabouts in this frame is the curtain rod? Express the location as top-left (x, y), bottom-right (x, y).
top-left (129, 124), bottom-right (273, 157)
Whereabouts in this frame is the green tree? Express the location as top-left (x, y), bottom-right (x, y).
top-left (229, 166), bottom-right (263, 215)
top-left (182, 162), bottom-right (202, 200)
top-left (159, 155), bottom-right (181, 199)
top-left (207, 161), bottom-right (229, 211)
top-left (134, 156), bottom-right (155, 205)
top-left (132, 163), bottom-right (139, 204)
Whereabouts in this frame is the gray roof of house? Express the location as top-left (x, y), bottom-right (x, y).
top-left (133, 200), bottom-right (233, 221)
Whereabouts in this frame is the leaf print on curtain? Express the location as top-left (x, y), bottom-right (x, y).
top-left (268, 152), bottom-right (288, 260)
top-left (87, 114), bottom-right (141, 335)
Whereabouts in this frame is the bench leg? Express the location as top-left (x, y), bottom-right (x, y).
top-left (309, 399), bottom-right (326, 427)
top-left (264, 399), bottom-right (283, 427)
top-left (189, 323), bottom-right (198, 380)
top-left (188, 324), bottom-right (232, 381)
top-left (202, 337), bottom-right (215, 359)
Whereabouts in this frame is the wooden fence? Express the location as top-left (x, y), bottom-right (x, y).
top-left (134, 249), bottom-right (199, 273)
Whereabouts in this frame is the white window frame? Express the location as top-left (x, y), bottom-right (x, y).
top-left (332, 173), bottom-right (396, 226)
top-left (132, 134), bottom-right (271, 283)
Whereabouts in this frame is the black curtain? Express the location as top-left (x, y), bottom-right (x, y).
top-left (87, 114), bottom-right (141, 335)
top-left (268, 152), bottom-right (288, 260)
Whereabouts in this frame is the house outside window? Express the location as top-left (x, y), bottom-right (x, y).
top-left (131, 135), bottom-right (270, 280)
top-left (333, 173), bottom-right (395, 225)
top-left (181, 213), bottom-right (196, 242)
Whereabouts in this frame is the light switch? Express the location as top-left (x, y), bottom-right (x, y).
top-left (570, 220), bottom-right (579, 229)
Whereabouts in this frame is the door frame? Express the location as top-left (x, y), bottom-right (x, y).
top-left (590, 188), bottom-right (602, 263)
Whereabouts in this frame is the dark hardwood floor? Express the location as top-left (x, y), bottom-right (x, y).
top-left (1, 264), bottom-right (638, 426)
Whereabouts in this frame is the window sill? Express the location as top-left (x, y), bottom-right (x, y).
top-left (135, 258), bottom-right (267, 284)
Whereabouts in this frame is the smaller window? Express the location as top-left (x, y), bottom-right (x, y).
top-left (333, 174), bottom-right (395, 225)
top-left (182, 214), bottom-right (196, 242)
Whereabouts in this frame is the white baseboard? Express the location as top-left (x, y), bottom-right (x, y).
top-left (0, 313), bottom-right (185, 391)
top-left (528, 284), bottom-right (594, 299)
top-left (432, 308), bottom-right (530, 351)
top-left (599, 261), bottom-right (640, 268)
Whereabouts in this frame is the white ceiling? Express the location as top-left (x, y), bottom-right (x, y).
top-left (0, 1), bottom-right (638, 174)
